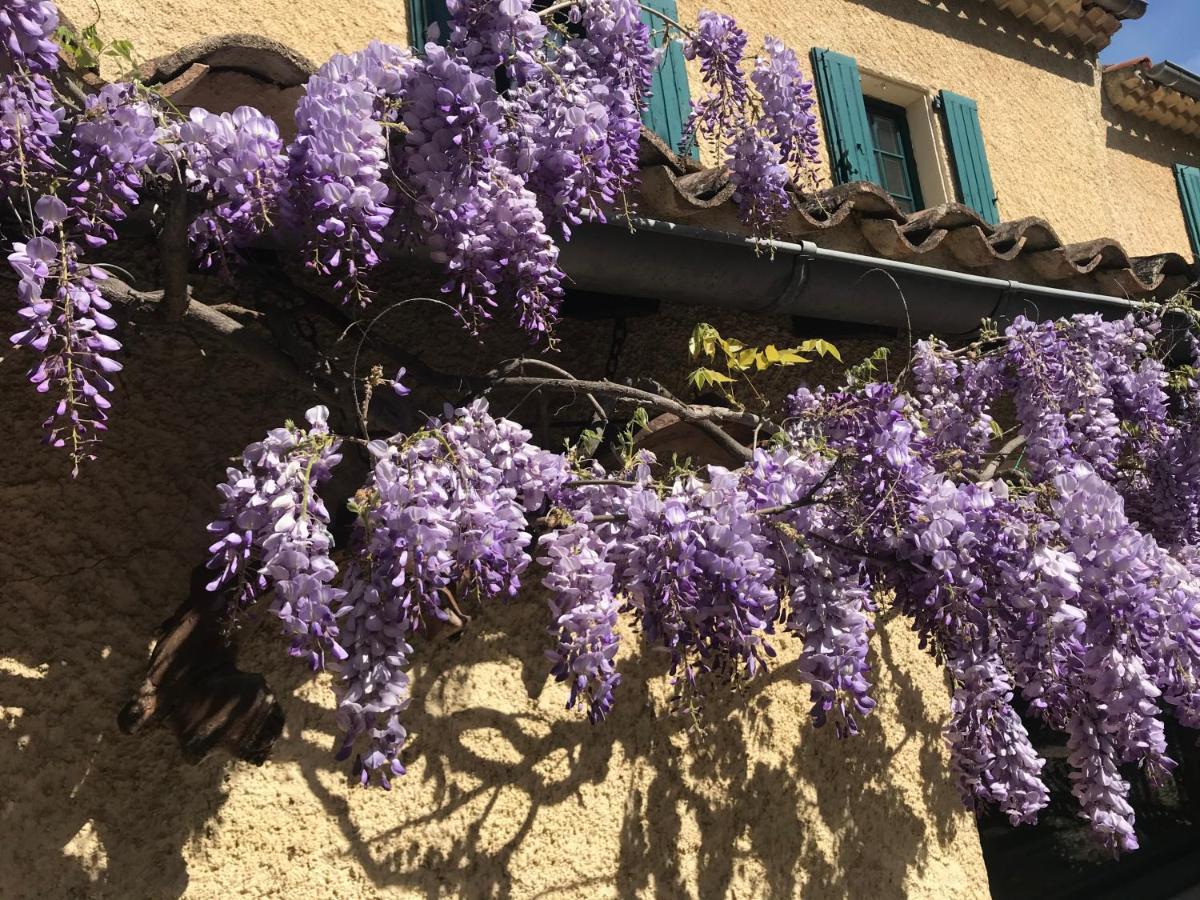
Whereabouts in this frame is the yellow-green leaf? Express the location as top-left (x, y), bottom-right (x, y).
top-left (689, 323), bottom-right (720, 359)
top-left (687, 367), bottom-right (735, 392)
top-left (773, 350), bottom-right (812, 365)
top-left (796, 338), bottom-right (842, 361)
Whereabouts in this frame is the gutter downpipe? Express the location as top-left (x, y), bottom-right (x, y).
top-left (558, 217), bottom-right (1147, 337)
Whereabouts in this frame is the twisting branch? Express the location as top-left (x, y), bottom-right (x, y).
top-left (158, 177), bottom-right (194, 320)
top-left (482, 374), bottom-right (778, 463)
top-left (489, 358), bottom-right (609, 422)
top-left (97, 275), bottom-right (312, 384)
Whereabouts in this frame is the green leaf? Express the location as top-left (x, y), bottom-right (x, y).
top-left (734, 347), bottom-right (758, 371)
top-left (689, 323), bottom-right (720, 360)
top-left (688, 367), bottom-right (735, 392)
top-left (796, 338), bottom-right (841, 361)
top-left (771, 350), bottom-right (811, 366)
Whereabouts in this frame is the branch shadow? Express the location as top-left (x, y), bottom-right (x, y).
top-left (247, 595), bottom-right (977, 899)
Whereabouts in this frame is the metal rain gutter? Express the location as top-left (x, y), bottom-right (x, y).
top-left (1087, 0), bottom-right (1147, 20)
top-left (557, 217), bottom-right (1144, 336)
top-left (1145, 61), bottom-right (1200, 103)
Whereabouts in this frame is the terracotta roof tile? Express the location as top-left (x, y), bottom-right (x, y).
top-left (636, 132), bottom-right (1197, 301)
top-left (127, 38), bottom-right (1195, 303)
top-left (1103, 59), bottom-right (1200, 137)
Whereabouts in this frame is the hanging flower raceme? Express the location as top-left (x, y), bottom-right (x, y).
top-left (0, 68), bottom-right (61, 189)
top-left (751, 36), bottom-right (820, 173)
top-left (68, 84), bottom-right (161, 247)
top-left (285, 53), bottom-right (398, 305)
top-left (684, 17), bottom-right (821, 231)
top-left (684, 11), bottom-right (749, 143)
top-left (205, 406), bottom-right (348, 670)
top-left (333, 400), bottom-right (570, 785)
top-left (8, 228), bottom-right (121, 472)
top-left (173, 105), bottom-right (289, 270)
top-left (539, 521), bottom-right (623, 722)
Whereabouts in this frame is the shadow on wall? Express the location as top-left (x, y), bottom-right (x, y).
top-left (844, 0), bottom-right (1097, 85)
top-left (1103, 100), bottom-right (1200, 168)
top-left (251, 603), bottom-right (972, 899)
top-left (0, 289), bottom-right (985, 898)
top-left (0, 325), bottom-right (318, 897)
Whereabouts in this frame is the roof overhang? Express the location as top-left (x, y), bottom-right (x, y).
top-left (983, 0), bottom-right (1144, 51)
top-left (1103, 58), bottom-right (1200, 138)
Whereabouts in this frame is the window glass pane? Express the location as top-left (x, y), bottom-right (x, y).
top-left (866, 101), bottom-right (922, 212)
top-left (878, 154), bottom-right (910, 197)
top-left (871, 115), bottom-right (902, 155)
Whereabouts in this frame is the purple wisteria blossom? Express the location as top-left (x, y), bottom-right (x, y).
top-left (175, 105), bottom-right (289, 270)
top-left (205, 406), bottom-right (347, 670)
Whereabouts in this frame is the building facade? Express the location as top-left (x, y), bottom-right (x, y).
top-left (3, 2), bottom-right (1197, 898)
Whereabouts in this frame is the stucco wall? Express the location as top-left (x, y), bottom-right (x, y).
top-left (0, 261), bottom-right (991, 898)
top-left (1101, 95), bottom-right (1200, 259)
top-left (56, 0), bottom-right (411, 72)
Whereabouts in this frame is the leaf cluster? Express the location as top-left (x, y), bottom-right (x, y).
top-left (687, 322), bottom-right (840, 405)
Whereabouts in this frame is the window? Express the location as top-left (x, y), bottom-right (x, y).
top-left (812, 50), bottom-right (1000, 223)
top-left (865, 98), bottom-right (924, 213)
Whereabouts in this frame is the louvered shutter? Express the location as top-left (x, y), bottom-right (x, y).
top-left (640, 0), bottom-right (692, 153)
top-left (810, 48), bottom-right (880, 185)
top-left (939, 90), bottom-right (1000, 225)
top-left (1176, 164), bottom-right (1200, 260)
top-left (408, 0), bottom-right (450, 47)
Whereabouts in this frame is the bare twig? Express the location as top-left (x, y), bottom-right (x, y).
top-left (754, 459), bottom-right (839, 516)
top-left (489, 358), bottom-right (608, 422)
top-left (806, 530), bottom-right (903, 569)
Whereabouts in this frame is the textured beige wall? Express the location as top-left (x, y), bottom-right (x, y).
top-left (0, 263), bottom-right (990, 898)
top-left (1101, 95), bottom-right (1200, 259)
top-left (56, 0), bottom-right (412, 72)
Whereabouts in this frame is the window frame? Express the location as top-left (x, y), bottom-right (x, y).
top-left (863, 96), bottom-right (925, 213)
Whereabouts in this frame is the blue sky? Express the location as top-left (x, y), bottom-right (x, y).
top-left (1099, 0), bottom-right (1200, 72)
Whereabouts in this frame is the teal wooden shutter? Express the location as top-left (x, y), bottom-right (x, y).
top-left (939, 90), bottom-right (999, 225)
top-left (408, 0), bottom-right (450, 47)
top-left (1176, 164), bottom-right (1200, 260)
top-left (640, 0), bottom-right (692, 153)
top-left (810, 49), bottom-right (879, 185)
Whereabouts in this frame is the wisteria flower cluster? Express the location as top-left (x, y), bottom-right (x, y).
top-left (205, 405), bottom-right (347, 671)
top-left (3, 0), bottom-right (814, 463)
top-left (203, 308), bottom-right (1200, 857)
top-left (684, 11), bottom-right (820, 229)
top-left (174, 105), bottom-right (289, 271)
